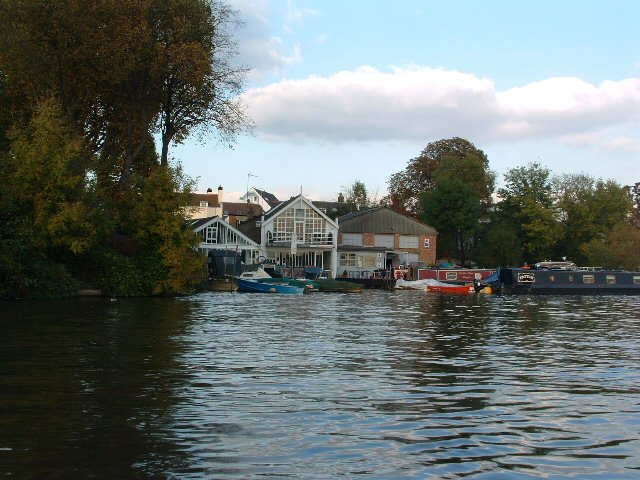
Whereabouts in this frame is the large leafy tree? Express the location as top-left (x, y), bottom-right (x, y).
top-left (154, 0), bottom-right (251, 166)
top-left (475, 221), bottom-right (523, 268)
top-left (421, 178), bottom-right (482, 265)
top-left (0, 0), bottom-right (243, 297)
top-left (8, 98), bottom-right (97, 254)
top-left (581, 223), bottom-right (640, 270)
top-left (0, 0), bottom-right (249, 188)
top-left (345, 180), bottom-right (371, 211)
top-left (386, 137), bottom-right (493, 216)
top-left (553, 174), bottom-right (632, 263)
top-left (497, 162), bottom-right (559, 262)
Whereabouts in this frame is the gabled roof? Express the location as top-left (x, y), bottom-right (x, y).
top-left (189, 216), bottom-right (259, 246)
top-left (338, 207), bottom-right (437, 235)
top-left (188, 216), bottom-right (217, 230)
top-left (263, 194), bottom-right (338, 227)
top-left (255, 188), bottom-right (280, 207)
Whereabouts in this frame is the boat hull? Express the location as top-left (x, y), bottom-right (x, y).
top-left (253, 277), bottom-right (363, 293)
top-left (236, 278), bottom-right (305, 294)
top-left (427, 284), bottom-right (474, 294)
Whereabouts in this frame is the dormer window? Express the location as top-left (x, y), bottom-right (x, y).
top-left (200, 201), bottom-right (208, 207)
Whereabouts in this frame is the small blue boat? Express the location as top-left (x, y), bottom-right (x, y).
top-left (236, 278), bottom-right (306, 294)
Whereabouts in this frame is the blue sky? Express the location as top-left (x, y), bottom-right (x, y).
top-left (173, 0), bottom-right (640, 202)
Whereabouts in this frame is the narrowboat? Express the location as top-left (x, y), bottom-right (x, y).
top-left (483, 262), bottom-right (640, 295)
top-left (418, 267), bottom-right (495, 284)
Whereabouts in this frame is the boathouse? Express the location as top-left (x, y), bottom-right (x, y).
top-left (337, 207), bottom-right (437, 279)
top-left (189, 216), bottom-right (261, 263)
top-left (237, 194), bottom-right (339, 277)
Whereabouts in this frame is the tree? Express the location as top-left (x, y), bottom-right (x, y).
top-left (0, 1), bottom-right (246, 297)
top-left (632, 182), bottom-right (640, 227)
top-left (497, 162), bottom-right (559, 262)
top-left (421, 178), bottom-right (482, 265)
top-left (386, 137), bottom-right (491, 216)
top-left (131, 164), bottom-right (207, 294)
top-left (581, 223), bottom-right (640, 270)
top-left (8, 98), bottom-right (97, 254)
top-left (154, 0), bottom-right (251, 166)
top-left (475, 222), bottom-right (523, 268)
top-left (552, 174), bottom-right (632, 263)
top-left (345, 180), bottom-right (371, 210)
top-left (0, 0), bottom-right (250, 188)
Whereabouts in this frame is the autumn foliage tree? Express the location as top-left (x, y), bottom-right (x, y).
top-left (385, 137), bottom-right (493, 217)
top-left (0, 0), bottom-right (249, 297)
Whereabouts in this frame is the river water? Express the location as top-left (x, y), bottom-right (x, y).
top-left (1, 291), bottom-right (639, 479)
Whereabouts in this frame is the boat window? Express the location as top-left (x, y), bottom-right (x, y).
top-left (582, 275), bottom-right (595, 284)
top-left (549, 275), bottom-right (555, 282)
top-left (606, 275), bottom-right (616, 285)
top-left (634, 276), bottom-right (640, 285)
top-left (446, 272), bottom-right (458, 280)
top-left (568, 275), bottom-right (574, 282)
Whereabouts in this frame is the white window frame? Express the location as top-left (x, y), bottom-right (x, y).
top-left (375, 234), bottom-right (394, 248)
top-left (342, 233), bottom-right (363, 247)
top-left (399, 235), bottom-right (419, 249)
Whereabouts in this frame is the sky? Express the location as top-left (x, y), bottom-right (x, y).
top-left (172, 0), bottom-right (640, 203)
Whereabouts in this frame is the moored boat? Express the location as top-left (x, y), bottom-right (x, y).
top-left (418, 267), bottom-right (495, 284)
top-left (236, 277), bottom-right (306, 294)
top-left (426, 284), bottom-right (474, 294)
top-left (481, 263), bottom-right (640, 295)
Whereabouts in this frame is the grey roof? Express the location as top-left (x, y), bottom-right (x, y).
top-left (188, 216), bottom-right (217, 230)
top-left (338, 207), bottom-right (437, 235)
top-left (263, 195), bottom-right (298, 221)
top-left (255, 189), bottom-right (280, 207)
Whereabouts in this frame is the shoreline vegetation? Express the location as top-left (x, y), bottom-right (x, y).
top-left (1, 3), bottom-right (639, 300)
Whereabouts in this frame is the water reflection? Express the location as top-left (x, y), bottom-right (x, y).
top-left (0, 298), bottom-right (195, 478)
top-left (1, 293), bottom-right (640, 478)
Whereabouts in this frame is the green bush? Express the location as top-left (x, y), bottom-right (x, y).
top-left (93, 249), bottom-right (166, 297)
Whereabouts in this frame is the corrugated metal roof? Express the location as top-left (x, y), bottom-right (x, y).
top-left (338, 207), bottom-right (437, 235)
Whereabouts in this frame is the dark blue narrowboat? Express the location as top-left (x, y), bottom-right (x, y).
top-left (483, 261), bottom-right (640, 295)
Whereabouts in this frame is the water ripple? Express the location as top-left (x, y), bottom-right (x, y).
top-left (1, 293), bottom-right (639, 478)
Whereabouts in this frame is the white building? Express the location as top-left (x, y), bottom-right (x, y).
top-left (239, 187), bottom-right (280, 212)
top-left (237, 194), bottom-right (339, 277)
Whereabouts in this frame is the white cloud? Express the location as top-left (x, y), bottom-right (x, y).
top-left (233, 0), bottom-right (301, 78)
top-left (284, 3), bottom-right (319, 25)
top-left (240, 66), bottom-right (640, 149)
